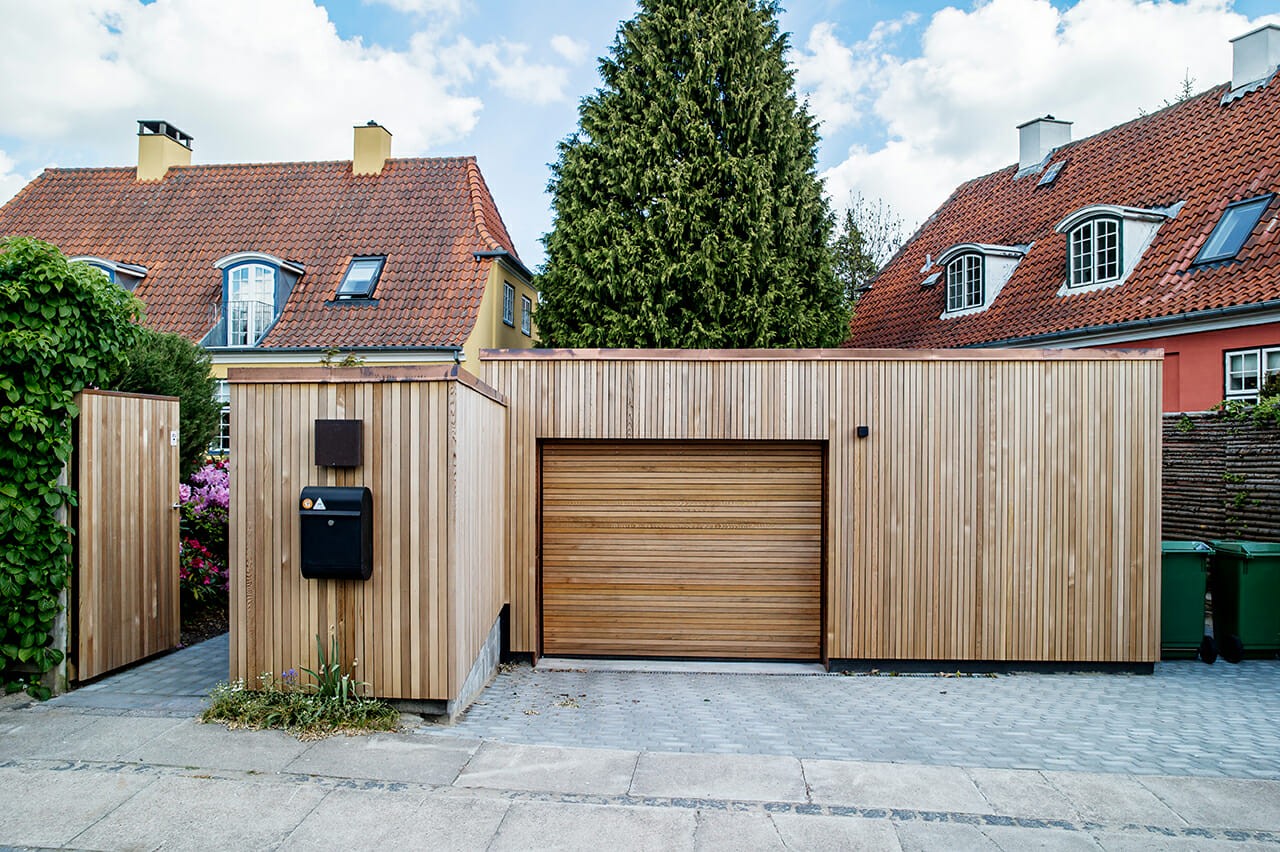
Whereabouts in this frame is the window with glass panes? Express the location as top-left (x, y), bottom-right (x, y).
top-left (502, 282), bottom-right (515, 326)
top-left (521, 295), bottom-right (532, 336)
top-left (1068, 217), bottom-right (1121, 287)
top-left (227, 263), bottom-right (275, 345)
top-left (211, 380), bottom-right (231, 454)
top-left (1225, 347), bottom-right (1280, 400)
top-left (945, 254), bottom-right (983, 312)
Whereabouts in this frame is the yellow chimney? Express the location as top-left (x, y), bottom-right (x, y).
top-left (353, 121), bottom-right (392, 176)
top-left (136, 120), bottom-right (192, 182)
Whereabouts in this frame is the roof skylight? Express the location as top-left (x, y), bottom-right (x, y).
top-left (1195, 196), bottom-right (1272, 264)
top-left (1037, 161), bottom-right (1065, 187)
top-left (337, 256), bottom-right (386, 299)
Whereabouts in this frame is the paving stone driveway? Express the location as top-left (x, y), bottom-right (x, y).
top-left (431, 660), bottom-right (1280, 780)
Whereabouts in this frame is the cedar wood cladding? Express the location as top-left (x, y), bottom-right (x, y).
top-left (483, 349), bottom-right (1163, 665)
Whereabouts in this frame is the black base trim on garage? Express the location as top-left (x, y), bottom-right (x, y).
top-left (829, 659), bottom-right (1155, 675)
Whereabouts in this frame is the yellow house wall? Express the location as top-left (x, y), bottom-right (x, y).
top-left (461, 258), bottom-right (537, 367)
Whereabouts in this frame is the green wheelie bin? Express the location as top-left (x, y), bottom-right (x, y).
top-left (1160, 541), bottom-right (1214, 661)
top-left (1209, 540), bottom-right (1280, 662)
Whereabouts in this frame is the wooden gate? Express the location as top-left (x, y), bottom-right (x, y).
top-left (73, 390), bottom-right (181, 681)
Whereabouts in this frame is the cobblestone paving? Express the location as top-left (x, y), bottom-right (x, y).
top-left (432, 660), bottom-right (1280, 779)
top-left (42, 633), bottom-right (229, 715)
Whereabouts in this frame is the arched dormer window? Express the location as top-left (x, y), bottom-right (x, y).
top-left (207, 252), bottom-right (303, 348)
top-left (934, 243), bottom-right (1028, 317)
top-left (69, 256), bottom-right (147, 292)
top-left (1055, 203), bottom-right (1175, 295)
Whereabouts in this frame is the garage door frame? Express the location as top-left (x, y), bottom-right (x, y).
top-left (536, 438), bottom-right (828, 665)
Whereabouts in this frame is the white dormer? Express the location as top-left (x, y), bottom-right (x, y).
top-left (935, 243), bottom-right (1029, 319)
top-left (1054, 203), bottom-right (1177, 296)
top-left (69, 256), bottom-right (147, 291)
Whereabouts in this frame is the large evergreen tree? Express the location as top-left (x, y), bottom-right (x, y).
top-left (536, 0), bottom-right (849, 348)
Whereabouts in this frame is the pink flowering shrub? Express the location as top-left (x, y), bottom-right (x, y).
top-left (179, 459), bottom-right (229, 604)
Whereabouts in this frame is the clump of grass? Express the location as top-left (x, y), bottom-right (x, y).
top-left (202, 675), bottom-right (400, 740)
top-left (202, 633), bottom-right (399, 740)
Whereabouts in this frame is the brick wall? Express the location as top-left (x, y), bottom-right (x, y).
top-left (1163, 412), bottom-right (1280, 542)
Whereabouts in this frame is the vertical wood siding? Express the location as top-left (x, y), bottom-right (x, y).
top-left (74, 391), bottom-right (180, 680)
top-left (229, 369), bottom-right (506, 700)
top-left (482, 350), bottom-right (1163, 664)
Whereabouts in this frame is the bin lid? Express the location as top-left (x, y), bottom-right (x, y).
top-left (1209, 540), bottom-right (1280, 558)
top-left (1162, 540), bottom-right (1213, 554)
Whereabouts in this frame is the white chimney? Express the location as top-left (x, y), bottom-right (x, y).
top-left (1231, 24), bottom-right (1280, 91)
top-left (1017, 116), bottom-right (1071, 172)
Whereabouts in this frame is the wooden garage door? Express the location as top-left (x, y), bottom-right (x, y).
top-left (541, 442), bottom-right (823, 660)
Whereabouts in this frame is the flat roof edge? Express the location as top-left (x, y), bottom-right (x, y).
top-left (226, 365), bottom-right (507, 405)
top-left (479, 347), bottom-right (1164, 362)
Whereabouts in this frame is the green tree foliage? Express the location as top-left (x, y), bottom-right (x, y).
top-left (536, 0), bottom-right (849, 348)
top-left (0, 237), bottom-right (142, 696)
top-left (109, 328), bottom-right (220, 479)
top-left (831, 193), bottom-right (906, 305)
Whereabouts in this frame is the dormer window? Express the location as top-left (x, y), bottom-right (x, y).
top-left (1067, 216), bottom-right (1121, 287)
top-left (946, 254), bottom-right (983, 311)
top-left (205, 252), bottom-right (303, 348)
top-left (1055, 203), bottom-right (1174, 295)
top-left (935, 243), bottom-right (1028, 317)
top-left (1195, 195), bottom-right (1272, 264)
top-left (227, 263), bottom-right (276, 346)
top-left (70, 256), bottom-right (147, 292)
top-left (337, 256), bottom-right (385, 299)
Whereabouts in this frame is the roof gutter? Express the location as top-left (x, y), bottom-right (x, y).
top-left (473, 249), bottom-right (533, 282)
top-left (967, 299), bottom-right (1280, 348)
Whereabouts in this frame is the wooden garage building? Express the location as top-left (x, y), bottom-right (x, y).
top-left (229, 349), bottom-right (1162, 711)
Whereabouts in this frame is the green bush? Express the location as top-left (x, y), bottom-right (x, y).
top-left (0, 237), bottom-right (142, 697)
top-left (108, 327), bottom-right (220, 479)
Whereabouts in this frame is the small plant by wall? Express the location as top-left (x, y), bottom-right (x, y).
top-left (179, 459), bottom-right (229, 608)
top-left (0, 237), bottom-right (141, 697)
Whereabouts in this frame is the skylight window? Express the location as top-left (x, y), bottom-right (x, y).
top-left (337, 256), bottom-right (385, 299)
top-left (1195, 196), bottom-right (1272, 264)
top-left (1037, 161), bottom-right (1065, 187)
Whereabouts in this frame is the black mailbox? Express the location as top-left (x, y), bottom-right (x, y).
top-left (299, 486), bottom-right (373, 580)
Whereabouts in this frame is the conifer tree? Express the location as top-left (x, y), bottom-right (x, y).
top-left (536, 0), bottom-right (849, 348)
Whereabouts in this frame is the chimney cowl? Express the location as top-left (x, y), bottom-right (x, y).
top-left (1016, 116), bottom-right (1071, 174)
top-left (137, 120), bottom-right (193, 150)
top-left (1228, 24), bottom-right (1280, 94)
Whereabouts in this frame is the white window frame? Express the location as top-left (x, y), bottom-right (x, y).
top-left (1067, 216), bottom-right (1121, 288)
top-left (1225, 346), bottom-right (1280, 401)
top-left (210, 380), bottom-right (231, 455)
top-left (521, 295), bottom-right (533, 336)
top-left (945, 254), bottom-right (983, 312)
top-left (502, 282), bottom-right (516, 327)
top-left (227, 263), bottom-right (276, 346)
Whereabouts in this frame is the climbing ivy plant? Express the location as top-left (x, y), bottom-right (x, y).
top-left (0, 237), bottom-right (142, 697)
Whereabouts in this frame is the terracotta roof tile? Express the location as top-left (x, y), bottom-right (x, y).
top-left (0, 156), bottom-right (521, 349)
top-left (848, 79), bottom-right (1280, 347)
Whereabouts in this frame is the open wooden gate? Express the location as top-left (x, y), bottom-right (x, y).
top-left (73, 390), bottom-right (181, 681)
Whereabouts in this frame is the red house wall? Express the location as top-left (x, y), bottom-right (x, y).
top-left (1111, 322), bottom-right (1280, 412)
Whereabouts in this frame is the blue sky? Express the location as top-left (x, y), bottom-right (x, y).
top-left (0, 0), bottom-right (1277, 268)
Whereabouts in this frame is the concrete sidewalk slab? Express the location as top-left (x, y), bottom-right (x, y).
top-left (630, 752), bottom-right (806, 801)
top-left (126, 719), bottom-right (310, 772)
top-left (802, 758), bottom-right (993, 814)
top-left (771, 811), bottom-right (905, 849)
top-left (0, 711), bottom-right (101, 760)
top-left (284, 731), bottom-right (481, 786)
top-left (1043, 771), bottom-right (1189, 828)
top-left (1135, 776), bottom-right (1280, 832)
top-left (277, 787), bottom-right (510, 852)
top-left (691, 811), bottom-right (784, 849)
top-left (0, 765), bottom-right (154, 848)
top-left (894, 821), bottom-right (1000, 851)
top-left (966, 766), bottom-right (1085, 821)
top-left (455, 741), bottom-right (638, 795)
top-left (487, 800), bottom-right (695, 852)
top-left (0, 713), bottom-right (184, 763)
top-left (69, 773), bottom-right (327, 852)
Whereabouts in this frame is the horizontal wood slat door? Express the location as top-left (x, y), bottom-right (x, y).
top-left (541, 441), bottom-right (823, 660)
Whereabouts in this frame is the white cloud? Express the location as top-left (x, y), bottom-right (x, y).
top-left (443, 36), bottom-right (571, 105)
top-left (0, 150), bottom-right (34, 206)
top-left (550, 34), bottom-right (590, 64)
top-left (363, 0), bottom-right (461, 15)
top-left (0, 0), bottom-right (504, 166)
top-left (810, 0), bottom-right (1279, 228)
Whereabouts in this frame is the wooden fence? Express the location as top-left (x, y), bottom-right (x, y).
top-left (1163, 412), bottom-right (1280, 542)
top-left (73, 390), bottom-right (180, 681)
top-left (483, 349), bottom-right (1164, 665)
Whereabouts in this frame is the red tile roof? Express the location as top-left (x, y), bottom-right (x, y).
top-left (847, 77), bottom-right (1280, 348)
top-left (0, 156), bottom-right (522, 349)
